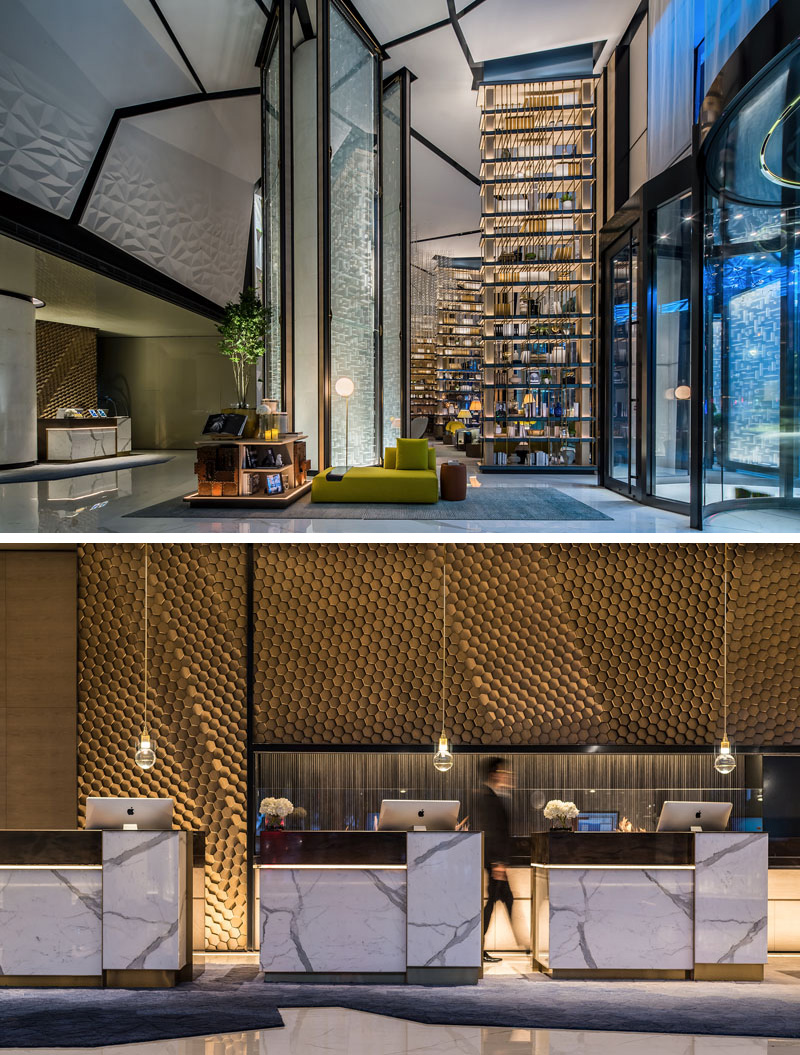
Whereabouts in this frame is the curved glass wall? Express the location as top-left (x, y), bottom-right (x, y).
top-left (703, 39), bottom-right (800, 514)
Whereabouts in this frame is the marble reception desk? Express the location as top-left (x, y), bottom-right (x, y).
top-left (532, 832), bottom-right (768, 980)
top-left (257, 831), bottom-right (483, 984)
top-left (0, 830), bottom-right (194, 987)
top-left (37, 417), bottom-right (132, 462)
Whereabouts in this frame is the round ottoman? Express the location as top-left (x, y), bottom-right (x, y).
top-left (440, 460), bottom-right (467, 501)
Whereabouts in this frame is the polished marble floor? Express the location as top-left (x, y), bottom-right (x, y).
top-left (3, 445), bottom-right (800, 535)
top-left (1, 1006), bottom-right (798, 1055)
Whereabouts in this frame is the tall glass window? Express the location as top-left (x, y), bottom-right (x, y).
top-left (651, 193), bottom-right (691, 503)
top-left (262, 31), bottom-right (282, 405)
top-left (328, 3), bottom-right (379, 466)
top-left (381, 76), bottom-right (403, 451)
top-left (608, 234), bottom-right (638, 490)
top-left (703, 39), bottom-right (800, 513)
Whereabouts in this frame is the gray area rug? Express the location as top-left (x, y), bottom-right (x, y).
top-left (125, 487), bottom-right (611, 521)
top-left (2, 964), bottom-right (800, 1046)
top-left (0, 453), bottom-right (173, 483)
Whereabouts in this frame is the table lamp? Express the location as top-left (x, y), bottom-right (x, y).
top-left (334, 376), bottom-right (355, 465)
top-left (469, 399), bottom-right (482, 414)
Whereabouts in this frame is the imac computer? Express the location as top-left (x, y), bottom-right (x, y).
top-left (377, 799), bottom-right (460, 832)
top-left (85, 797), bottom-right (174, 831)
top-left (656, 800), bottom-right (732, 832)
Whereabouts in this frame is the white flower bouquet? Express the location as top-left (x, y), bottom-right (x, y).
top-left (543, 799), bottom-right (579, 830)
top-left (259, 796), bottom-right (294, 829)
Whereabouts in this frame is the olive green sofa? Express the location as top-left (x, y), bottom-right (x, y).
top-left (311, 443), bottom-right (438, 503)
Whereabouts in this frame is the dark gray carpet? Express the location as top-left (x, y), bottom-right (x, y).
top-left (0, 453), bottom-right (173, 483)
top-left (124, 486), bottom-right (611, 521)
top-left (2, 964), bottom-right (800, 1046)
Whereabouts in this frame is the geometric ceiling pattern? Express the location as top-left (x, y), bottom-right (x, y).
top-left (1, 0), bottom-right (640, 301)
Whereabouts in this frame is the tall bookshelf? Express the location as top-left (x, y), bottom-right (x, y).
top-left (410, 250), bottom-right (439, 423)
top-left (435, 258), bottom-right (483, 414)
top-left (478, 78), bottom-right (596, 470)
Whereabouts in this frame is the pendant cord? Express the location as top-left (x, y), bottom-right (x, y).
top-left (723, 543), bottom-right (728, 741)
top-left (441, 544), bottom-right (446, 738)
top-left (144, 543), bottom-right (149, 734)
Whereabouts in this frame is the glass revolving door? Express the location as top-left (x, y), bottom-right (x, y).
top-left (703, 39), bottom-right (800, 517)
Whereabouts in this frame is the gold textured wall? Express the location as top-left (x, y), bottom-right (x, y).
top-left (77, 542), bottom-right (800, 949)
top-left (252, 543), bottom-right (800, 747)
top-left (36, 321), bottom-right (97, 416)
top-left (77, 544), bottom-right (248, 950)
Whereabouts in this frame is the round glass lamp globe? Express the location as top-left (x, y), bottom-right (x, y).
top-left (675, 385), bottom-right (691, 400)
top-left (713, 742), bottom-right (736, 775)
top-left (433, 736), bottom-right (454, 772)
top-left (135, 737), bottom-right (156, 771)
top-left (334, 376), bottom-right (355, 398)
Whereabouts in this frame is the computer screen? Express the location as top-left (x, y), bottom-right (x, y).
top-left (577, 811), bottom-right (618, 832)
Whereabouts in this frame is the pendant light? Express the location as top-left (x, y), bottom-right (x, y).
top-left (714, 544), bottom-right (736, 776)
top-left (433, 544), bottom-right (454, 772)
top-left (134, 544), bottom-right (156, 772)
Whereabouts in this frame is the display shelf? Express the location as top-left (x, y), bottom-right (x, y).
top-left (185, 435), bottom-right (311, 507)
top-left (478, 76), bottom-right (596, 471)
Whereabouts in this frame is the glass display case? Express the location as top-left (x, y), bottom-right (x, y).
top-left (702, 37), bottom-right (800, 515)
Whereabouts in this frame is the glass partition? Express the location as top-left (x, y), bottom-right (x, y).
top-left (703, 39), bottom-right (800, 514)
top-left (253, 750), bottom-right (757, 839)
top-left (328, 2), bottom-right (379, 465)
top-left (651, 192), bottom-right (692, 503)
top-left (261, 25), bottom-right (282, 405)
top-left (381, 76), bottom-right (404, 452)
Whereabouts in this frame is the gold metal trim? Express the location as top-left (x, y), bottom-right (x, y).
top-left (693, 963), bottom-right (764, 982)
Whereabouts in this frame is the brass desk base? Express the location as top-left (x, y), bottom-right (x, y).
top-left (263, 968), bottom-right (481, 986)
top-left (693, 963), bottom-right (764, 982)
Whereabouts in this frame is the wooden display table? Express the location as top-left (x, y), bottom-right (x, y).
top-left (184, 435), bottom-right (311, 509)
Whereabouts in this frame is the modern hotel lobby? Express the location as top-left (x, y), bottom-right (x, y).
top-left (5, 0), bottom-right (800, 534)
top-left (1, 540), bottom-right (800, 1051)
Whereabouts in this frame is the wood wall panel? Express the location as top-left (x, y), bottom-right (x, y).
top-left (77, 544), bottom-right (248, 950)
top-left (0, 550), bottom-right (77, 828)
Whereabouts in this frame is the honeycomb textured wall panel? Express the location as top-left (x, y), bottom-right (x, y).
top-left (77, 544), bottom-right (248, 950)
top-left (36, 321), bottom-right (97, 417)
top-left (253, 544), bottom-right (444, 744)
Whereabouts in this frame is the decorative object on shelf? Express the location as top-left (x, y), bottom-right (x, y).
top-left (134, 544), bottom-right (156, 772)
top-left (543, 799), bottom-right (579, 830)
top-left (433, 545), bottom-right (454, 772)
top-left (469, 398), bottom-right (482, 413)
top-left (714, 544), bottom-right (737, 776)
top-left (259, 796), bottom-right (294, 830)
top-left (334, 376), bottom-right (355, 465)
top-left (217, 287), bottom-right (271, 409)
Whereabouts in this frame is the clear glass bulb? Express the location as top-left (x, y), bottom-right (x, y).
top-left (135, 732), bottom-right (156, 771)
top-left (714, 737), bottom-right (736, 775)
top-left (433, 735), bottom-right (454, 772)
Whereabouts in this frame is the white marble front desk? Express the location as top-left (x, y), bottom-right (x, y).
top-left (258, 830), bottom-right (483, 984)
top-left (532, 832), bottom-right (768, 980)
top-left (0, 830), bottom-right (193, 987)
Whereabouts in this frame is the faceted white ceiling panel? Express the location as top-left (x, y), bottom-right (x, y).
top-left (81, 119), bottom-right (254, 306)
top-left (459, 0), bottom-right (638, 62)
top-left (0, 0), bottom-right (194, 216)
top-left (126, 95), bottom-right (260, 182)
top-left (410, 139), bottom-right (479, 246)
top-left (157, 0), bottom-right (266, 92)
top-left (385, 25), bottom-right (479, 176)
top-left (354, 0), bottom-right (449, 44)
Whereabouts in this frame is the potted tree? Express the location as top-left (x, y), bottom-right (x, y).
top-left (217, 287), bottom-right (271, 437)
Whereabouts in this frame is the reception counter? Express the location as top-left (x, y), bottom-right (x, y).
top-left (257, 831), bottom-right (483, 985)
top-left (532, 832), bottom-right (768, 980)
top-left (0, 830), bottom-right (195, 987)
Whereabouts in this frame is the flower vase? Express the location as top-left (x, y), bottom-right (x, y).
top-left (265, 819), bottom-right (284, 831)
